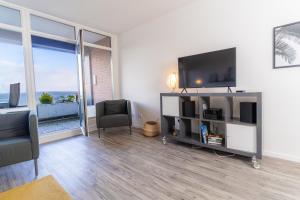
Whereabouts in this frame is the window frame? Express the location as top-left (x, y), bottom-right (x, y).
top-left (0, 0), bottom-right (117, 113)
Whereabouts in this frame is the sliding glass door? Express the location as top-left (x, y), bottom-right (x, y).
top-left (30, 15), bottom-right (84, 136)
top-left (32, 36), bottom-right (81, 135)
top-left (79, 30), bottom-right (113, 133)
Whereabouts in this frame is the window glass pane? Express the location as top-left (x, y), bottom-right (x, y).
top-left (0, 29), bottom-right (27, 108)
top-left (32, 36), bottom-right (78, 100)
top-left (83, 30), bottom-right (111, 48)
top-left (0, 5), bottom-right (21, 27)
top-left (32, 36), bottom-right (76, 53)
top-left (31, 15), bottom-right (75, 40)
top-left (32, 36), bottom-right (80, 134)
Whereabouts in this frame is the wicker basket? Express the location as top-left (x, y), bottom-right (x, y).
top-left (143, 121), bottom-right (159, 137)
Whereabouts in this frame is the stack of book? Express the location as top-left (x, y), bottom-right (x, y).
top-left (207, 134), bottom-right (223, 146)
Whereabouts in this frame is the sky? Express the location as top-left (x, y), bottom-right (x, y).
top-left (0, 42), bottom-right (26, 93)
top-left (0, 41), bottom-right (79, 94)
top-left (32, 46), bottom-right (78, 92)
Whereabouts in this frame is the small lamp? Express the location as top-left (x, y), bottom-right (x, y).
top-left (166, 72), bottom-right (177, 92)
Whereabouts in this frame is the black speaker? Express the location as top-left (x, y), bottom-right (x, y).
top-left (183, 101), bottom-right (195, 117)
top-left (203, 108), bottom-right (223, 120)
top-left (240, 102), bottom-right (256, 124)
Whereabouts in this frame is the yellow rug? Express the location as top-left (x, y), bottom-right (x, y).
top-left (0, 175), bottom-right (72, 200)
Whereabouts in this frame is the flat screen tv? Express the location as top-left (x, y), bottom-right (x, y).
top-left (178, 48), bottom-right (236, 88)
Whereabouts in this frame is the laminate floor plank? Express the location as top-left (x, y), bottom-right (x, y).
top-left (0, 128), bottom-right (300, 200)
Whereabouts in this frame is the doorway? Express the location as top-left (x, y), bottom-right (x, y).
top-left (32, 36), bottom-right (81, 136)
top-left (32, 29), bottom-right (113, 138)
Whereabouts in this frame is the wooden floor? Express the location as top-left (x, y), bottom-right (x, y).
top-left (1, 128), bottom-right (300, 200)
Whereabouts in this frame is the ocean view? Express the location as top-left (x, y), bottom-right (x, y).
top-left (0, 91), bottom-right (77, 106)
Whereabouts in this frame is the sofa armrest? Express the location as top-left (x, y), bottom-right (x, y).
top-left (127, 100), bottom-right (132, 126)
top-left (96, 101), bottom-right (105, 128)
top-left (29, 111), bottom-right (39, 159)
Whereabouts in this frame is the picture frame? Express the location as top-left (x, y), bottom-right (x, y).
top-left (273, 21), bottom-right (300, 69)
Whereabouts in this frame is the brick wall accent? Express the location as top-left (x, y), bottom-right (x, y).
top-left (90, 48), bottom-right (112, 103)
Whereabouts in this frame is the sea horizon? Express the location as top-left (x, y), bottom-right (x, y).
top-left (0, 91), bottom-right (77, 106)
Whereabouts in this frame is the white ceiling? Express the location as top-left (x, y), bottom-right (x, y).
top-left (4, 0), bottom-right (195, 34)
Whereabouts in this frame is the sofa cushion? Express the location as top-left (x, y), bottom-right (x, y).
top-left (100, 114), bottom-right (130, 128)
top-left (104, 100), bottom-right (126, 115)
top-left (0, 111), bottom-right (29, 139)
top-left (0, 136), bottom-right (32, 167)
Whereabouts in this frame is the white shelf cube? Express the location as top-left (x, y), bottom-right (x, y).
top-left (226, 124), bottom-right (256, 153)
top-left (162, 96), bottom-right (179, 117)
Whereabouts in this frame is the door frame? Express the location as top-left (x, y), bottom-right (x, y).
top-left (77, 29), bottom-right (89, 135)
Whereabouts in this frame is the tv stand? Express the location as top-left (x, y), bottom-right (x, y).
top-left (180, 88), bottom-right (188, 94)
top-left (160, 92), bottom-right (262, 169)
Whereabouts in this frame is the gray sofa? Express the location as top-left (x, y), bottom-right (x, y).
top-left (96, 99), bottom-right (132, 138)
top-left (0, 110), bottom-right (39, 176)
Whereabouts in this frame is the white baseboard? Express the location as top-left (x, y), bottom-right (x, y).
top-left (132, 119), bottom-right (142, 128)
top-left (263, 151), bottom-right (300, 163)
top-left (39, 129), bottom-right (82, 144)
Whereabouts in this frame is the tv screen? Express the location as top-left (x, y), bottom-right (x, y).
top-left (178, 48), bottom-right (236, 88)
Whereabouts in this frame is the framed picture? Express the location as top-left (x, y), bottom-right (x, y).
top-left (273, 21), bottom-right (300, 69)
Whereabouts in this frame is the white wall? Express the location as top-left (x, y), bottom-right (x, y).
top-left (119, 0), bottom-right (300, 162)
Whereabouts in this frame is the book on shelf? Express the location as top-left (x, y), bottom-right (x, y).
top-left (207, 141), bottom-right (222, 145)
top-left (207, 134), bottom-right (224, 145)
top-left (200, 125), bottom-right (225, 145)
top-left (200, 124), bottom-right (208, 144)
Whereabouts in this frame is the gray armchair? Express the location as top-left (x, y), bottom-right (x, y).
top-left (0, 110), bottom-right (39, 176)
top-left (96, 99), bottom-right (132, 138)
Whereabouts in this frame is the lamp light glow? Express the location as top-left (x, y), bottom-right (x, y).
top-left (195, 79), bottom-right (202, 85)
top-left (167, 73), bottom-right (177, 92)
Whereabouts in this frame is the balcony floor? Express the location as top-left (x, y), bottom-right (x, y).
top-left (38, 118), bottom-right (81, 135)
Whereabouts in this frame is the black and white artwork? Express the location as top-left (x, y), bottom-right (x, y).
top-left (274, 22), bottom-right (300, 69)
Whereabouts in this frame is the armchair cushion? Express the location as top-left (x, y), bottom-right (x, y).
top-left (100, 114), bottom-right (130, 128)
top-left (0, 111), bottom-right (29, 139)
top-left (104, 100), bottom-right (127, 115)
top-left (0, 136), bottom-right (32, 167)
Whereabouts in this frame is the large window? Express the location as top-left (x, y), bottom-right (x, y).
top-left (0, 4), bottom-right (27, 109)
top-left (0, 2), bottom-right (114, 124)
